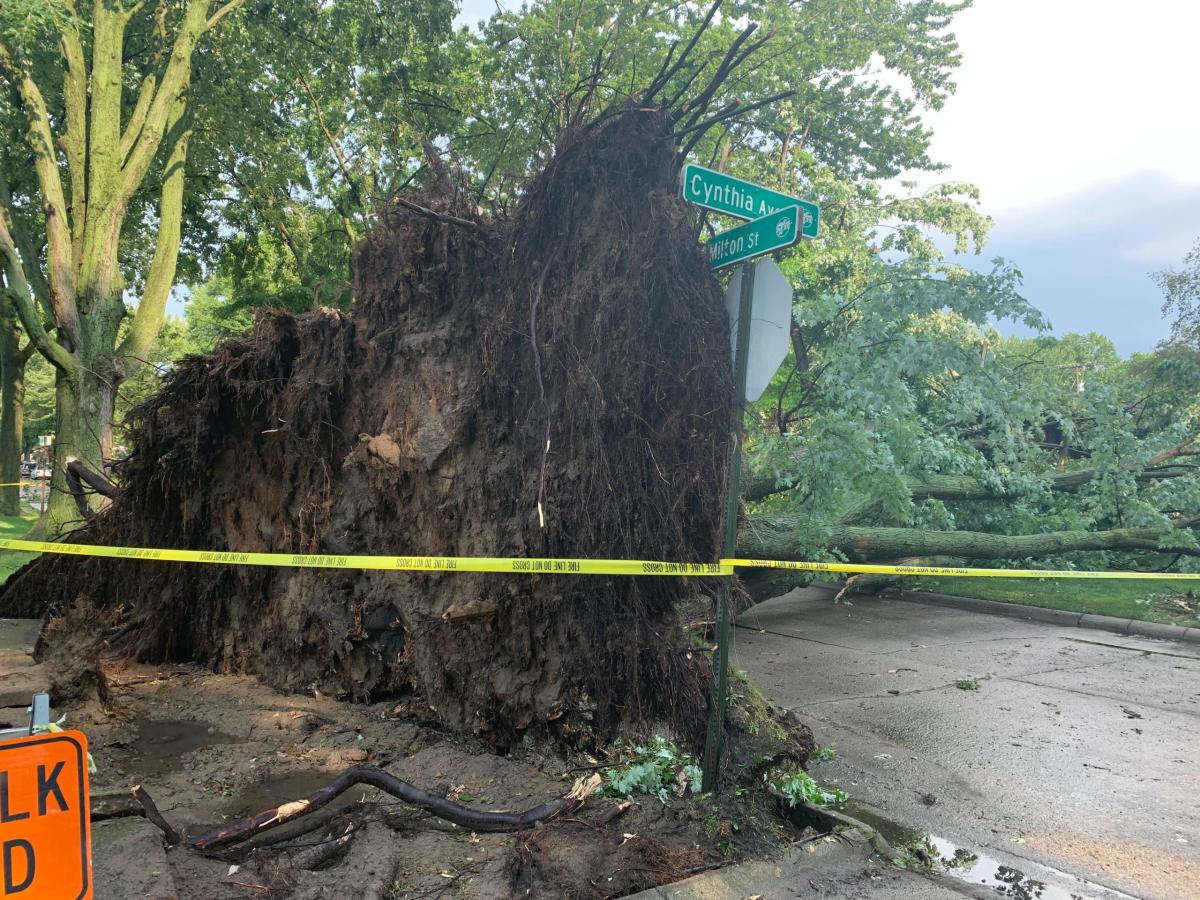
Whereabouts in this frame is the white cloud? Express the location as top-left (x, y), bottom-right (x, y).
top-left (925, 0), bottom-right (1200, 210)
top-left (1118, 231), bottom-right (1199, 265)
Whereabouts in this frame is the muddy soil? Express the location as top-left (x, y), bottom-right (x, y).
top-left (77, 660), bottom-right (796, 899)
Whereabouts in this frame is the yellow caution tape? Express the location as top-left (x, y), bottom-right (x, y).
top-left (0, 538), bottom-right (732, 576)
top-left (1, 538), bottom-right (1198, 580)
top-left (0, 540), bottom-right (1195, 580)
top-left (0, 482), bottom-right (39, 487)
top-left (723, 558), bottom-right (1200, 580)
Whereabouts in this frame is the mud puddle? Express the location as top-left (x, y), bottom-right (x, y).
top-left (220, 768), bottom-right (368, 818)
top-left (838, 802), bottom-right (1139, 899)
top-left (119, 718), bottom-right (244, 778)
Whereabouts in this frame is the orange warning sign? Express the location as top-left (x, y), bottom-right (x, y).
top-left (0, 731), bottom-right (91, 899)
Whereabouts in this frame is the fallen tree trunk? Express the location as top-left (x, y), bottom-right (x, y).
top-left (746, 441), bottom-right (1198, 505)
top-left (741, 516), bottom-right (1200, 562)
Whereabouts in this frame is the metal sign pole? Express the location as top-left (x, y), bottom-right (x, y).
top-left (702, 259), bottom-right (755, 792)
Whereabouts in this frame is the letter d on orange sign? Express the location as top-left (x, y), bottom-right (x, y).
top-left (0, 732), bottom-right (91, 899)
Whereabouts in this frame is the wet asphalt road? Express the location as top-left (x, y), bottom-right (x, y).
top-left (735, 586), bottom-right (1200, 900)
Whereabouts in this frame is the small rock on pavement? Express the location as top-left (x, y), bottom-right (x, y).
top-left (93, 817), bottom-right (178, 900)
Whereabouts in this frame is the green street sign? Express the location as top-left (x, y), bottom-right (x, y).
top-left (706, 206), bottom-right (802, 270)
top-left (680, 163), bottom-right (819, 239)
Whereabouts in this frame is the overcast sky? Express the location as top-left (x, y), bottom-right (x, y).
top-left (921, 0), bottom-right (1200, 354)
top-left (457, 1), bottom-right (1199, 355)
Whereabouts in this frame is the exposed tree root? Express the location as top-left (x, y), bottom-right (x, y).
top-left (188, 767), bottom-right (602, 852)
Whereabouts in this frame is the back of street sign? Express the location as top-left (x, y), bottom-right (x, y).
top-left (725, 258), bottom-right (794, 402)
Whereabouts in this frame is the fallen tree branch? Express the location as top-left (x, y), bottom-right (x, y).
top-left (188, 767), bottom-right (601, 852)
top-left (742, 516), bottom-right (1200, 561)
top-left (90, 790), bottom-right (144, 821)
top-left (90, 785), bottom-right (180, 846)
top-left (63, 465), bottom-right (94, 521)
top-left (592, 799), bottom-right (634, 828)
top-left (747, 438), bottom-right (1200, 504)
top-left (293, 818), bottom-right (358, 871)
top-left (134, 784), bottom-right (182, 846)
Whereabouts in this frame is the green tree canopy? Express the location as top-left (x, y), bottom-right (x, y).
top-left (1155, 238), bottom-right (1200, 350)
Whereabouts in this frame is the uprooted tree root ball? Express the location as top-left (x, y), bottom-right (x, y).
top-left (2, 108), bottom-right (745, 752)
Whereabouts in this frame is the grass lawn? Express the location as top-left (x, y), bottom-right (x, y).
top-left (915, 575), bottom-right (1200, 628)
top-left (0, 505), bottom-right (40, 585)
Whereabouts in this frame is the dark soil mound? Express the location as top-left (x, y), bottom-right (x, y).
top-left (1, 108), bottom-right (732, 750)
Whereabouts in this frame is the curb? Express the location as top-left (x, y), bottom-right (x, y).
top-left (889, 587), bottom-right (1200, 645)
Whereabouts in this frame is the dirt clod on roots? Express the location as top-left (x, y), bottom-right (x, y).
top-left (1, 108), bottom-right (732, 750)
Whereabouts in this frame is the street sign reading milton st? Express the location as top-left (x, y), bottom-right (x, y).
top-left (680, 163), bottom-right (820, 239)
top-left (706, 205), bottom-right (801, 270)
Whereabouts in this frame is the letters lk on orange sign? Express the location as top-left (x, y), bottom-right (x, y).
top-left (0, 731), bottom-right (91, 899)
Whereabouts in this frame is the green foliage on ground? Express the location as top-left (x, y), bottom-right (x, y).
top-left (0, 504), bottom-right (38, 584)
top-left (601, 736), bottom-right (703, 802)
top-left (918, 576), bottom-right (1200, 628)
top-left (809, 745), bottom-right (839, 764)
top-left (765, 766), bottom-right (847, 807)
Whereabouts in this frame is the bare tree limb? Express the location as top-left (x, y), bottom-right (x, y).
top-left (188, 768), bottom-right (601, 852)
top-left (0, 194), bottom-right (76, 375)
top-left (394, 198), bottom-right (485, 233)
top-left (133, 785), bottom-right (182, 846)
top-left (645, 0), bottom-right (722, 101)
top-left (203, 0), bottom-right (248, 33)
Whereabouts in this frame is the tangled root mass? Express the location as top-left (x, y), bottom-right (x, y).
top-left (1, 109), bottom-right (733, 750)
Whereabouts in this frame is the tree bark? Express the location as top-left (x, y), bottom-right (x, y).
top-left (47, 366), bottom-right (117, 526)
top-left (746, 445), bottom-right (1198, 506)
top-left (740, 515), bottom-right (1200, 562)
top-left (0, 0), bottom-right (232, 535)
top-left (0, 306), bottom-right (27, 516)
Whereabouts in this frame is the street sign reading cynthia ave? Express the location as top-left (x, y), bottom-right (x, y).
top-left (681, 163), bottom-right (819, 239)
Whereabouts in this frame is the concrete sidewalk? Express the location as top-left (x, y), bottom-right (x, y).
top-left (627, 835), bottom-right (990, 899)
top-left (734, 587), bottom-right (1200, 900)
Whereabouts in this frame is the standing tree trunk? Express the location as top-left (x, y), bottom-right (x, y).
top-left (0, 0), bottom-right (237, 534)
top-left (46, 364), bottom-right (118, 524)
top-left (0, 300), bottom-right (31, 516)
